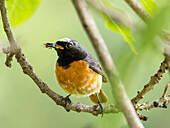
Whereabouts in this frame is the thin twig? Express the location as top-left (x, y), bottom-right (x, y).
top-left (135, 95), bottom-right (170, 121)
top-left (131, 59), bottom-right (168, 104)
top-left (137, 113), bottom-right (148, 121)
top-left (72, 0), bottom-right (144, 127)
top-left (124, 0), bottom-right (150, 22)
top-left (2, 46), bottom-right (14, 67)
top-left (162, 81), bottom-right (170, 98)
top-left (136, 96), bottom-right (170, 110)
top-left (164, 48), bottom-right (170, 70)
top-left (5, 53), bottom-right (14, 67)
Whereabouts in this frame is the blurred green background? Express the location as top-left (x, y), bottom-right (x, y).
top-left (0, 0), bottom-right (170, 128)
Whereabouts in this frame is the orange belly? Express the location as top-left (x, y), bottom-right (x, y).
top-left (55, 60), bottom-right (102, 97)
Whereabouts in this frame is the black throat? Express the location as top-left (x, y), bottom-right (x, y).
top-left (55, 43), bottom-right (88, 68)
top-left (57, 57), bottom-right (75, 69)
top-left (57, 53), bottom-right (88, 69)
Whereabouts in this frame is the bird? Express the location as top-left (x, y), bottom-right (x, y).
top-left (44, 38), bottom-right (108, 115)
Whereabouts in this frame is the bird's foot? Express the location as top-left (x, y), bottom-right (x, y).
top-left (96, 93), bottom-right (104, 117)
top-left (98, 102), bottom-right (104, 117)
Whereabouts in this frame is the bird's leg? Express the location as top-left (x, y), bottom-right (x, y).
top-left (64, 94), bottom-right (71, 112)
top-left (96, 93), bottom-right (104, 117)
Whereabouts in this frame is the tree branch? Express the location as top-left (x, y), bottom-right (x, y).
top-left (131, 59), bottom-right (168, 104)
top-left (136, 95), bottom-right (170, 111)
top-left (134, 81), bottom-right (170, 121)
top-left (135, 81), bottom-right (170, 120)
top-left (0, 0), bottom-right (20, 50)
top-left (0, 0), bottom-right (20, 67)
top-left (72, 0), bottom-right (144, 127)
top-left (16, 52), bottom-right (120, 115)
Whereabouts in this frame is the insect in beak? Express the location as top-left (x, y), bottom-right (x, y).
top-left (44, 43), bottom-right (64, 50)
top-left (44, 43), bottom-right (56, 49)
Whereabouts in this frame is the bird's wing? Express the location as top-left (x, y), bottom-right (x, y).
top-left (84, 55), bottom-right (107, 83)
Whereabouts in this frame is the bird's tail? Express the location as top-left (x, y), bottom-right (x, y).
top-left (89, 89), bottom-right (108, 104)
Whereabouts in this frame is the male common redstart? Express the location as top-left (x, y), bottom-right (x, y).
top-left (44, 38), bottom-right (108, 115)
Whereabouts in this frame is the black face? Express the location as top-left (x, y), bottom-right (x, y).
top-left (45, 38), bottom-right (88, 67)
top-left (55, 38), bottom-right (88, 60)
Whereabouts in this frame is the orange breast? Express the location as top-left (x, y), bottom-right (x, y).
top-left (55, 60), bottom-right (102, 97)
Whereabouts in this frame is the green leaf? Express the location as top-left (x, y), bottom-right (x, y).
top-left (98, 0), bottom-right (137, 54)
top-left (102, 13), bottom-right (137, 54)
top-left (140, 0), bottom-right (157, 17)
top-left (6, 0), bottom-right (41, 27)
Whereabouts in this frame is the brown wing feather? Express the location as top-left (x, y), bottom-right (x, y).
top-left (84, 55), bottom-right (107, 83)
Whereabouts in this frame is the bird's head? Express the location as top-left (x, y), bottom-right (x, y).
top-left (44, 38), bottom-right (88, 60)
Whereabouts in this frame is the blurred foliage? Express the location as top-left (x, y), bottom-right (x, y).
top-left (137, 1), bottom-right (170, 52)
top-left (139, 0), bottom-right (157, 16)
top-left (100, 0), bottom-right (137, 54)
top-left (102, 13), bottom-right (137, 54)
top-left (0, 0), bottom-right (170, 128)
top-left (6, 0), bottom-right (40, 27)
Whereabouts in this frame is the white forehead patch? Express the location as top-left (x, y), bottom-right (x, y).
top-left (58, 38), bottom-right (72, 43)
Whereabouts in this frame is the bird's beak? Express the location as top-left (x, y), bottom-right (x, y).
top-left (44, 43), bottom-right (64, 50)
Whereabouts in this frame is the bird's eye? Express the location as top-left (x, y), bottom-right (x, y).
top-left (66, 43), bottom-right (73, 49)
